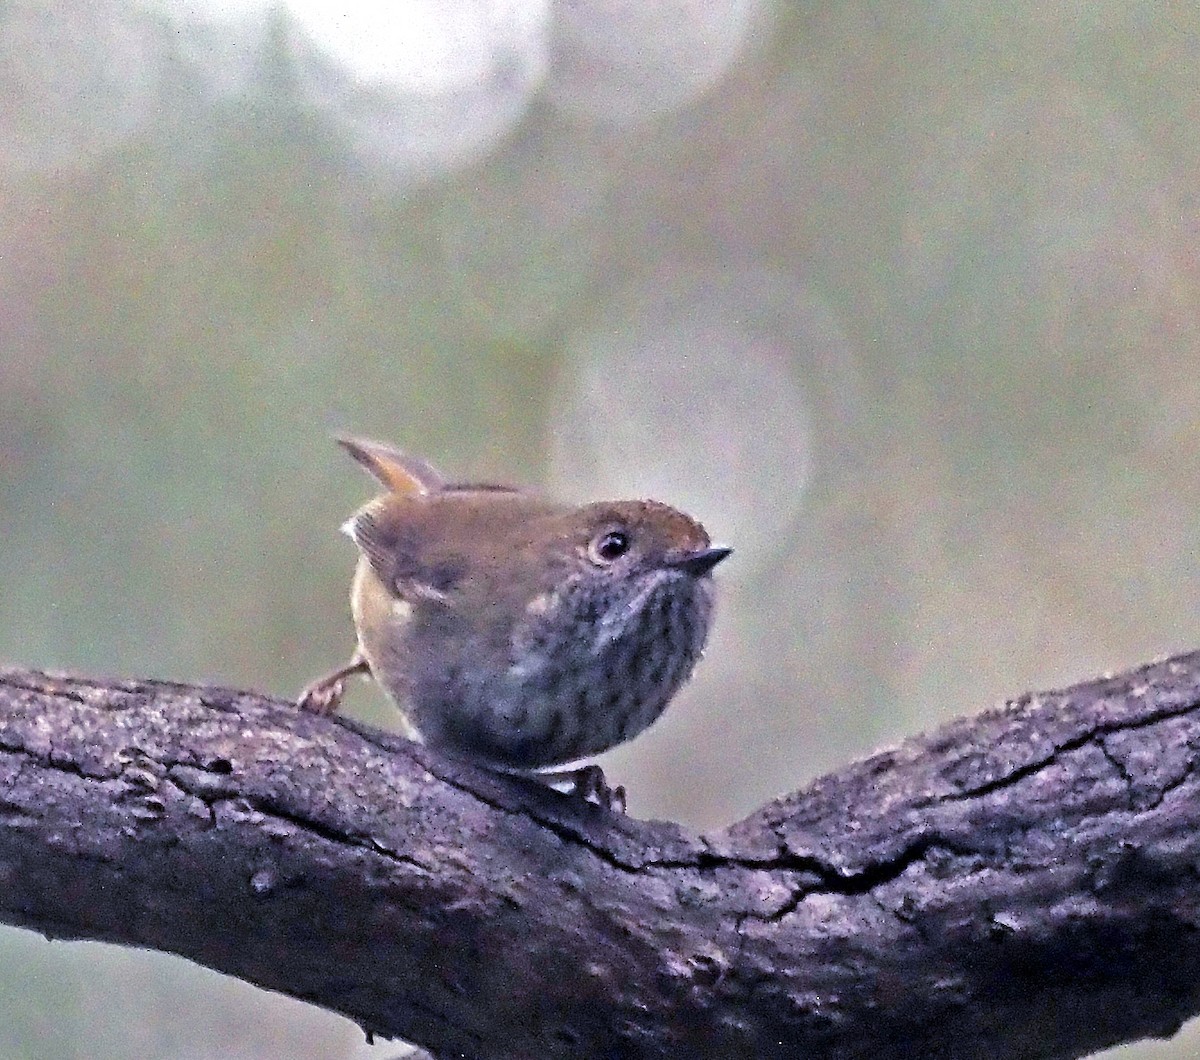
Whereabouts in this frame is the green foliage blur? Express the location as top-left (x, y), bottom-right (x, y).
top-left (3, 3), bottom-right (1200, 1058)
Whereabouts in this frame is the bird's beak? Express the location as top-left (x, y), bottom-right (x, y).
top-left (670, 545), bottom-right (732, 576)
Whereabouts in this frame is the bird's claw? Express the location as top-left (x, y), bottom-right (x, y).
top-left (298, 654), bottom-right (370, 716)
top-left (565, 764), bottom-right (627, 814)
top-left (297, 675), bottom-right (347, 715)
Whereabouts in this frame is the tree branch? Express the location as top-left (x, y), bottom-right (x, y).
top-left (2, 654), bottom-right (1200, 1059)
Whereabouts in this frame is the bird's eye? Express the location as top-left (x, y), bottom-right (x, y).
top-left (590, 529), bottom-right (631, 564)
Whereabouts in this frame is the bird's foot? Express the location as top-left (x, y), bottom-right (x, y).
top-left (297, 653), bottom-right (369, 715)
top-left (540, 763), bottom-right (627, 814)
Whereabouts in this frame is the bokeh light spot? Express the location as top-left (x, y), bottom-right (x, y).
top-left (548, 0), bottom-right (768, 125)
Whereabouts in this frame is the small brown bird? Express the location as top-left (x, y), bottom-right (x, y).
top-left (299, 437), bottom-right (730, 805)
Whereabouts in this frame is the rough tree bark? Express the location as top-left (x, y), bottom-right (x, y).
top-left (1, 654), bottom-right (1200, 1059)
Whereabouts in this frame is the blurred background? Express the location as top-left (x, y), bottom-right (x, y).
top-left (2, 0), bottom-right (1199, 1056)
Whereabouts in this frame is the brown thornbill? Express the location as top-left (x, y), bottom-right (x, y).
top-left (299, 436), bottom-right (731, 808)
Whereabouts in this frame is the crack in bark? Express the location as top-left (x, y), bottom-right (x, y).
top-left (939, 699), bottom-right (1200, 804)
top-left (1096, 737), bottom-right (1138, 809)
top-left (0, 738), bottom-right (115, 783)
